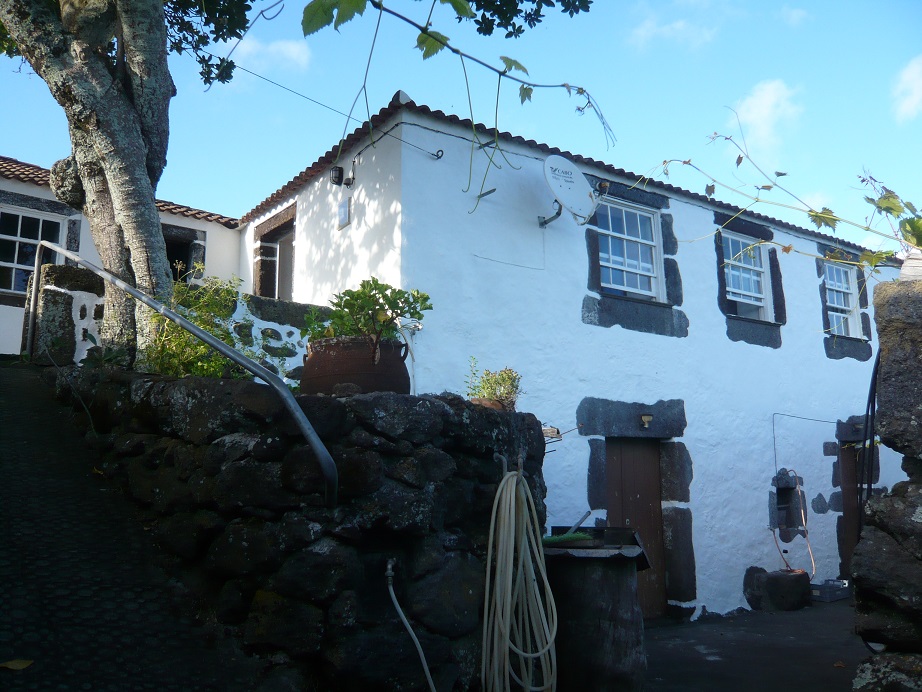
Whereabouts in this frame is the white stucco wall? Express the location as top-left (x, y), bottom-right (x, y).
top-left (0, 173), bottom-right (241, 355)
top-left (388, 112), bottom-right (905, 615)
top-left (240, 129), bottom-right (405, 305)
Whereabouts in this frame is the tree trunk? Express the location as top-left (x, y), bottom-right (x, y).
top-left (0, 0), bottom-right (174, 358)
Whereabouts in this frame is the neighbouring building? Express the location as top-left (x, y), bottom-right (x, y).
top-left (2, 91), bottom-right (906, 617)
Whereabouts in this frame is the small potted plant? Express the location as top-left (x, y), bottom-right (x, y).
top-left (300, 277), bottom-right (432, 395)
top-left (466, 357), bottom-right (524, 411)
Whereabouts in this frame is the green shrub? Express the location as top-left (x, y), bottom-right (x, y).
top-left (140, 265), bottom-right (250, 378)
top-left (466, 357), bottom-right (524, 411)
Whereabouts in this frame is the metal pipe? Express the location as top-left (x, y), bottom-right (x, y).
top-left (27, 241), bottom-right (338, 505)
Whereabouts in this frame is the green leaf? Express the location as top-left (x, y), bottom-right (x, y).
top-left (905, 200), bottom-right (918, 215)
top-left (859, 250), bottom-right (893, 270)
top-left (874, 191), bottom-right (904, 217)
top-left (499, 56), bottom-right (529, 75)
top-left (519, 84), bottom-right (533, 104)
top-left (333, 0), bottom-right (368, 30)
top-left (439, 0), bottom-right (476, 18)
top-left (900, 217), bottom-right (922, 245)
top-left (705, 183), bottom-right (716, 197)
top-left (416, 30), bottom-right (449, 59)
top-left (807, 207), bottom-right (838, 231)
top-left (302, 0), bottom-right (338, 36)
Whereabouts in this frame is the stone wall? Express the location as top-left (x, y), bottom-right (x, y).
top-left (55, 366), bottom-right (546, 691)
top-left (852, 281), bottom-right (922, 690)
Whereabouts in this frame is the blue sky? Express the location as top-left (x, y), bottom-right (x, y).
top-left (2, 1), bottom-right (920, 251)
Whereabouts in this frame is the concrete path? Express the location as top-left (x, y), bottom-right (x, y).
top-left (0, 363), bottom-right (264, 691)
top-left (645, 598), bottom-right (871, 691)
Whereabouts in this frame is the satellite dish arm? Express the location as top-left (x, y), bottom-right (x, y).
top-left (538, 201), bottom-right (563, 228)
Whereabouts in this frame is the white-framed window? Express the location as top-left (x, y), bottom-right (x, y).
top-left (0, 207), bottom-right (62, 295)
top-left (721, 231), bottom-right (773, 320)
top-left (590, 199), bottom-right (663, 300)
top-left (824, 262), bottom-right (860, 337)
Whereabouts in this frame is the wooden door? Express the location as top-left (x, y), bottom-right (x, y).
top-left (605, 438), bottom-right (667, 618)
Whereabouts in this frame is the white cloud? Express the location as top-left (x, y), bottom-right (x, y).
top-left (234, 38), bottom-right (311, 72)
top-left (629, 17), bottom-right (717, 49)
top-left (780, 7), bottom-right (808, 27)
top-left (893, 55), bottom-right (922, 123)
top-left (731, 79), bottom-right (802, 163)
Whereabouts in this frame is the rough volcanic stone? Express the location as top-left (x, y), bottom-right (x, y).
top-left (853, 525), bottom-right (922, 618)
top-left (382, 454), bottom-right (426, 488)
top-left (854, 653), bottom-right (922, 691)
top-left (322, 619), bottom-right (450, 690)
top-left (216, 578), bottom-right (256, 624)
top-left (874, 282), bottom-right (922, 456)
top-left (863, 482), bottom-right (922, 561)
top-left (855, 603), bottom-right (922, 650)
top-left (352, 478), bottom-right (436, 535)
top-left (244, 590), bottom-right (323, 658)
top-left (347, 392), bottom-right (448, 444)
top-left (279, 445), bottom-right (326, 497)
top-left (406, 551), bottom-right (485, 637)
top-left (213, 459), bottom-right (299, 513)
top-left (271, 538), bottom-right (363, 604)
top-left (292, 394), bottom-right (354, 440)
top-left (205, 518), bottom-right (288, 576)
top-left (155, 509), bottom-right (225, 561)
top-left (415, 445), bottom-right (457, 483)
top-left (335, 447), bottom-right (384, 498)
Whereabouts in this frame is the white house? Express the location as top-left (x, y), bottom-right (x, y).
top-left (2, 91), bottom-right (905, 617)
top-left (0, 154), bottom-right (241, 355)
top-left (236, 91), bottom-right (905, 618)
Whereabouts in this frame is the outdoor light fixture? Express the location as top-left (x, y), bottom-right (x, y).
top-left (640, 414), bottom-right (654, 429)
top-left (330, 166), bottom-right (344, 186)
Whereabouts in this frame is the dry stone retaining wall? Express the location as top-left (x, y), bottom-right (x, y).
top-left (56, 366), bottom-right (546, 691)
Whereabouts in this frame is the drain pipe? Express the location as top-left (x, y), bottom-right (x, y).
top-left (26, 242), bottom-right (338, 505)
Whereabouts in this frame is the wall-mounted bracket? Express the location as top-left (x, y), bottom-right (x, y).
top-left (538, 201), bottom-right (563, 228)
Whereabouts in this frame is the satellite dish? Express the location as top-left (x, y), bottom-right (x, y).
top-left (540, 155), bottom-right (598, 227)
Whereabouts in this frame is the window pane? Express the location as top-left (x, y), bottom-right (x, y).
top-left (601, 266), bottom-right (611, 285)
top-left (590, 207), bottom-right (610, 231)
top-left (0, 213), bottom-right (17, 238)
top-left (639, 275), bottom-right (652, 292)
top-left (17, 242), bottom-right (36, 266)
top-left (13, 268), bottom-right (30, 292)
top-left (0, 238), bottom-right (14, 262)
top-left (625, 241), bottom-right (640, 269)
top-left (0, 266), bottom-right (10, 289)
top-left (625, 212), bottom-right (640, 238)
top-left (638, 215), bottom-right (653, 241)
top-left (612, 269), bottom-right (624, 287)
top-left (610, 209), bottom-right (625, 235)
top-left (20, 216), bottom-right (40, 240)
top-left (611, 237), bottom-right (626, 267)
top-left (41, 220), bottom-right (61, 242)
top-left (598, 235), bottom-right (610, 263)
top-left (640, 244), bottom-right (654, 272)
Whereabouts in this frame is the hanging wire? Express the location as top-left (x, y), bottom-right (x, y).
top-left (204, 0), bottom-right (286, 91)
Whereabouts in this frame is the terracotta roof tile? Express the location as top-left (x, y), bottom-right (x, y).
top-left (0, 155), bottom-right (239, 229)
top-left (240, 92), bottom-right (870, 253)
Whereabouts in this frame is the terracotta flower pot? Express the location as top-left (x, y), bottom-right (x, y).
top-left (301, 336), bottom-right (410, 395)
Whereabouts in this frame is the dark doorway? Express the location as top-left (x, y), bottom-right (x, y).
top-left (838, 444), bottom-right (861, 577)
top-left (605, 438), bottom-right (667, 617)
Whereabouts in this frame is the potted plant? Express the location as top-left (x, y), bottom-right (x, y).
top-left (465, 357), bottom-right (524, 411)
top-left (300, 277), bottom-right (432, 395)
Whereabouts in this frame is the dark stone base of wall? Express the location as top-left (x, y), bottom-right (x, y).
top-left (56, 366), bottom-right (547, 691)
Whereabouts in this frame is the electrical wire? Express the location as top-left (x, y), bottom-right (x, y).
top-left (386, 559), bottom-right (437, 692)
top-left (481, 453), bottom-right (557, 692)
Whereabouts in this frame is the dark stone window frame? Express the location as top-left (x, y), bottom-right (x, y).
top-left (582, 184), bottom-right (688, 338)
top-left (714, 212), bottom-right (786, 349)
top-left (162, 224), bottom-right (206, 282)
top-left (253, 204), bottom-right (296, 299)
top-left (815, 244), bottom-right (872, 361)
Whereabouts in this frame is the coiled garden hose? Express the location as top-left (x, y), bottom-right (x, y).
top-left (481, 453), bottom-right (558, 691)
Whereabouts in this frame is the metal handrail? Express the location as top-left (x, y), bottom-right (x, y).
top-left (26, 241), bottom-right (338, 505)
